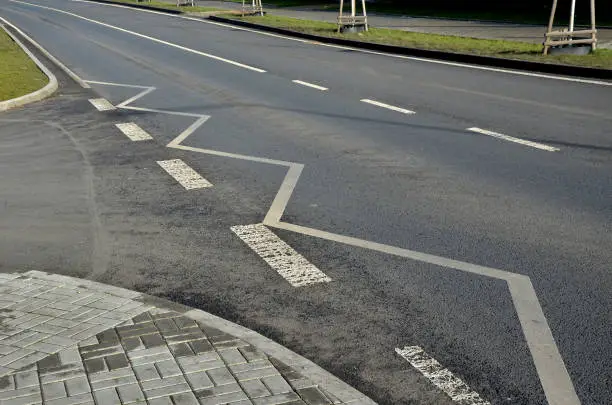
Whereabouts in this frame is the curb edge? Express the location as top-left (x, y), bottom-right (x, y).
top-left (208, 15), bottom-right (612, 80)
top-left (22, 270), bottom-right (378, 404)
top-left (0, 21), bottom-right (58, 112)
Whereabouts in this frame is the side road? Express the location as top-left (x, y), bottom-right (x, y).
top-left (0, 23), bottom-right (375, 405)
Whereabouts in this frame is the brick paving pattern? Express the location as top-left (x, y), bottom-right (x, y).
top-left (0, 272), bottom-right (367, 405)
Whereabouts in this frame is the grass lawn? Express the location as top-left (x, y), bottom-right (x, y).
top-left (0, 29), bottom-right (48, 102)
top-left (112, 0), bottom-right (224, 12)
top-left (228, 14), bottom-right (612, 69)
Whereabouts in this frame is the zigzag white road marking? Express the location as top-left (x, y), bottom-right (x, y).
top-left (83, 80), bottom-right (579, 405)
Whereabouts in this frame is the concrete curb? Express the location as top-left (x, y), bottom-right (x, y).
top-left (209, 15), bottom-right (612, 80)
top-left (87, 0), bottom-right (183, 14)
top-left (0, 22), bottom-right (58, 112)
top-left (79, 0), bottom-right (611, 79)
top-left (23, 271), bottom-right (377, 404)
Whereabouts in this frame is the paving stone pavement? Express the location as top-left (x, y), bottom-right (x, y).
top-left (0, 271), bottom-right (374, 405)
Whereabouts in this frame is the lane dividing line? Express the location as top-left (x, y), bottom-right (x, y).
top-left (292, 80), bottom-right (328, 91)
top-left (10, 0), bottom-right (267, 73)
top-left (395, 346), bottom-right (490, 405)
top-left (82, 81), bottom-right (579, 405)
top-left (361, 99), bottom-right (415, 115)
top-left (157, 159), bottom-right (212, 189)
top-left (231, 224), bottom-right (332, 287)
top-left (89, 98), bottom-right (115, 111)
top-left (115, 122), bottom-right (153, 141)
top-left (69, 0), bottom-right (611, 87)
top-left (467, 127), bottom-right (560, 152)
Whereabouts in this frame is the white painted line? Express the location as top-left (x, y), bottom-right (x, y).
top-left (156, 159), bottom-right (212, 189)
top-left (396, 346), bottom-right (490, 405)
top-left (11, 0), bottom-right (267, 73)
top-left (88, 98), bottom-right (115, 111)
top-left (467, 127), bottom-right (559, 152)
top-left (361, 99), bottom-right (415, 114)
top-left (0, 17), bottom-right (90, 89)
top-left (68, 0), bottom-right (612, 88)
top-left (115, 123), bottom-right (153, 141)
top-left (231, 224), bottom-right (331, 287)
top-left (292, 80), bottom-right (328, 91)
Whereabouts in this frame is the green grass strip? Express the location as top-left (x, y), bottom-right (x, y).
top-left (0, 29), bottom-right (49, 102)
top-left (229, 14), bottom-right (611, 69)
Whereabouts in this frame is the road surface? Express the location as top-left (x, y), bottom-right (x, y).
top-left (0, 0), bottom-right (610, 404)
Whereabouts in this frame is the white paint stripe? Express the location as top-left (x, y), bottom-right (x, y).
top-left (88, 98), bottom-right (115, 111)
top-left (361, 99), bottom-right (415, 114)
top-left (69, 0), bottom-right (611, 88)
top-left (395, 346), bottom-right (490, 405)
top-left (0, 17), bottom-right (90, 88)
top-left (115, 123), bottom-right (153, 141)
top-left (467, 127), bottom-right (559, 151)
top-left (11, 0), bottom-right (267, 73)
top-left (156, 159), bottom-right (212, 189)
top-left (292, 80), bottom-right (328, 91)
top-left (231, 224), bottom-right (331, 287)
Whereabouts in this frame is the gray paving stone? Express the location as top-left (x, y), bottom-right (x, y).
top-left (234, 367), bottom-right (280, 383)
top-left (116, 383), bottom-right (145, 404)
top-left (199, 390), bottom-right (249, 405)
top-left (141, 333), bottom-right (165, 349)
top-left (296, 387), bottom-right (332, 405)
top-left (169, 343), bottom-right (195, 358)
top-left (229, 360), bottom-right (274, 375)
top-left (219, 348), bottom-right (247, 366)
top-left (0, 375), bottom-right (15, 392)
top-left (27, 341), bottom-right (64, 354)
top-left (88, 367), bottom-right (134, 383)
top-left (106, 353), bottom-right (129, 371)
top-left (58, 348), bottom-right (82, 365)
top-left (184, 371), bottom-right (213, 391)
top-left (132, 364), bottom-right (160, 382)
top-left (0, 385), bottom-right (40, 400)
top-left (7, 351), bottom-right (48, 369)
top-left (180, 359), bottom-right (225, 374)
top-left (92, 387), bottom-right (120, 405)
top-left (239, 379), bottom-right (270, 399)
top-left (64, 376), bottom-right (90, 396)
top-left (147, 396), bottom-right (172, 405)
top-left (141, 376), bottom-right (186, 391)
top-left (252, 392), bottom-right (301, 405)
top-left (90, 375), bottom-right (138, 391)
top-left (195, 383), bottom-right (242, 398)
top-left (171, 391), bottom-right (199, 405)
top-left (238, 347), bottom-right (267, 363)
top-left (42, 381), bottom-right (67, 401)
top-left (45, 392), bottom-right (93, 405)
top-left (143, 382), bottom-right (191, 400)
top-left (261, 375), bottom-right (292, 395)
top-left (207, 367), bottom-right (237, 386)
top-left (0, 345), bottom-right (18, 356)
top-left (83, 358), bottom-right (106, 374)
top-left (155, 359), bottom-right (182, 378)
top-left (14, 371), bottom-right (38, 388)
top-left (0, 391), bottom-right (42, 405)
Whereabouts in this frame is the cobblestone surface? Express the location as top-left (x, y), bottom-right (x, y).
top-left (0, 272), bottom-right (373, 405)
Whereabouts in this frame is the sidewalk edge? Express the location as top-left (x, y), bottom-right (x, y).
top-left (0, 21), bottom-right (58, 112)
top-left (22, 271), bottom-right (377, 404)
top-left (209, 15), bottom-right (612, 80)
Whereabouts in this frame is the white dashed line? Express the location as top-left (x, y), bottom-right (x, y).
top-left (88, 98), bottom-right (115, 111)
top-left (115, 122), bottom-right (153, 141)
top-left (396, 346), bottom-right (490, 405)
top-left (156, 159), bottom-right (212, 190)
top-left (292, 80), bottom-right (328, 91)
top-left (231, 224), bottom-right (332, 287)
top-left (360, 99), bottom-right (415, 114)
top-left (467, 127), bottom-right (560, 152)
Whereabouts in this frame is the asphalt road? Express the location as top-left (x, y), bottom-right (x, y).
top-left (0, 1), bottom-right (611, 404)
